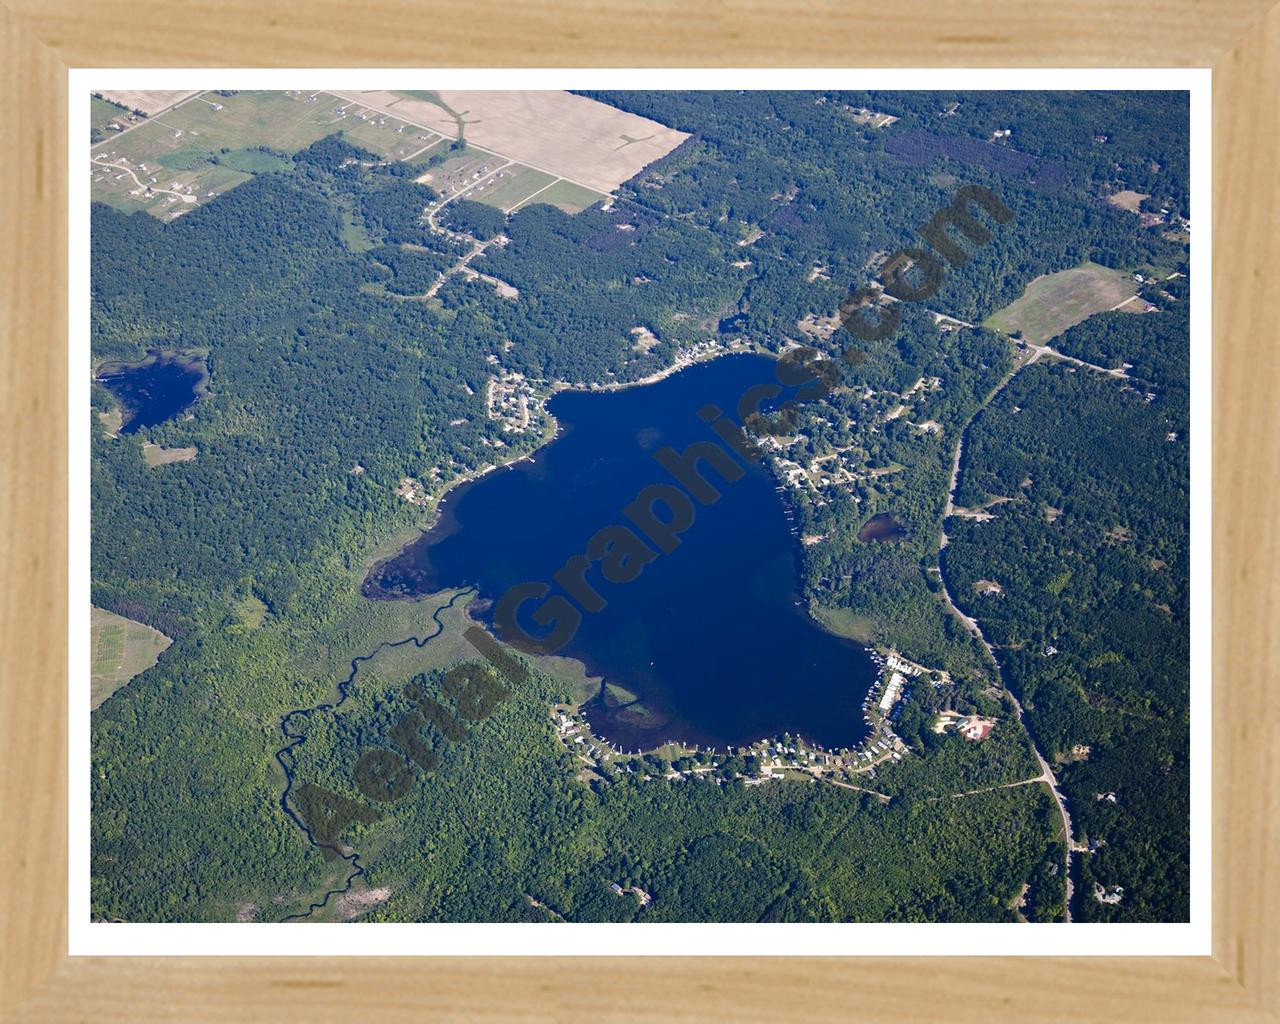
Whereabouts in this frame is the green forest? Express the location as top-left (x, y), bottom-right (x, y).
top-left (90, 89), bottom-right (1190, 925)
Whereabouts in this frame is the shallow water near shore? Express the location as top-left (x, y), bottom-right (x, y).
top-left (366, 353), bottom-right (875, 750)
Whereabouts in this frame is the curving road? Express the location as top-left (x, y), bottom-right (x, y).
top-left (934, 346), bottom-right (1078, 921)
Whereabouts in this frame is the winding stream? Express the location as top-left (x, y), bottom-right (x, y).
top-left (272, 588), bottom-right (475, 921)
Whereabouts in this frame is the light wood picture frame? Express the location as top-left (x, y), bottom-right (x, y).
top-left (2, 2), bottom-right (1276, 1019)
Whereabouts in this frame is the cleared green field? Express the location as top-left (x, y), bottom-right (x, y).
top-left (216, 148), bottom-right (293, 174)
top-left (90, 156), bottom-right (251, 221)
top-left (91, 606), bottom-right (172, 710)
top-left (92, 92), bottom-right (336, 161)
top-left (400, 137), bottom-right (451, 169)
top-left (231, 594), bottom-right (269, 629)
top-left (528, 179), bottom-right (605, 214)
top-left (337, 205), bottom-right (376, 252)
top-left (90, 97), bottom-right (134, 142)
top-left (89, 91), bottom-right (442, 219)
top-left (333, 109), bottom-right (441, 161)
top-left (469, 165), bottom-right (557, 211)
top-left (984, 261), bottom-right (1137, 344)
top-left (412, 145), bottom-right (494, 196)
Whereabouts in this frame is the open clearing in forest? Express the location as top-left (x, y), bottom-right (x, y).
top-left (91, 606), bottom-right (172, 709)
top-left (984, 262), bottom-right (1139, 343)
top-left (142, 443), bottom-right (198, 466)
top-left (1106, 189), bottom-right (1149, 213)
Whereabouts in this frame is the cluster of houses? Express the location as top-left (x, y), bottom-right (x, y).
top-left (95, 109), bottom-right (143, 134)
top-left (878, 672), bottom-right (905, 713)
top-left (933, 712), bottom-right (995, 741)
top-left (552, 698), bottom-right (911, 792)
top-left (91, 152), bottom-right (208, 221)
top-left (394, 476), bottom-right (430, 506)
top-left (486, 370), bottom-right (537, 434)
top-left (555, 708), bottom-right (626, 765)
top-left (546, 648), bottom-right (997, 798)
top-left (662, 337), bottom-right (755, 377)
top-left (759, 372), bottom-right (946, 513)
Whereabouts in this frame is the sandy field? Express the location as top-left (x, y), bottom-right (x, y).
top-left (1106, 189), bottom-right (1150, 213)
top-left (94, 90), bottom-right (201, 115)
top-left (329, 89), bottom-right (689, 193)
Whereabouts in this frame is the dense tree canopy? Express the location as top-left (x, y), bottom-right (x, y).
top-left (91, 90), bottom-right (1190, 924)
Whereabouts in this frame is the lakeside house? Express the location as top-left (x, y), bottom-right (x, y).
top-left (878, 673), bottom-right (905, 713)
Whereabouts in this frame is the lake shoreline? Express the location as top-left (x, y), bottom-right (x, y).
top-left (549, 338), bottom-right (772, 397)
top-left (363, 343), bottom-right (774, 601)
top-left (365, 353), bottom-right (884, 750)
top-left (94, 347), bottom-right (211, 434)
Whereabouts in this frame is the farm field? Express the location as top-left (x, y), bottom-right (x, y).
top-left (429, 90), bottom-right (688, 193)
top-left (95, 90), bottom-right (201, 115)
top-left (88, 90), bottom-right (635, 222)
top-left (90, 606), bottom-right (172, 710)
top-left (330, 89), bottom-right (688, 193)
top-left (984, 262), bottom-right (1139, 343)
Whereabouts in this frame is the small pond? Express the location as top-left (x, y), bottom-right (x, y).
top-left (95, 351), bottom-right (207, 434)
top-left (857, 512), bottom-right (908, 543)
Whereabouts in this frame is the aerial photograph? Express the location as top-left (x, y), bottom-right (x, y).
top-left (89, 87), bottom-right (1190, 925)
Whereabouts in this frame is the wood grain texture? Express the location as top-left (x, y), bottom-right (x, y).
top-left (1212, 3), bottom-right (1280, 1014)
top-left (0, 0), bottom-right (1276, 1019)
top-left (8, 957), bottom-right (1276, 1024)
top-left (0, 4), bottom-right (68, 1020)
top-left (2, 0), bottom-right (1278, 67)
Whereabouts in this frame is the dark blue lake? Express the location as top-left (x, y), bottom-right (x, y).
top-left (96, 352), bottom-right (206, 434)
top-left (366, 354), bottom-right (875, 750)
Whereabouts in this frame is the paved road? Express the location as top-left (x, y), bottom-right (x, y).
top-left (934, 345), bottom-right (1079, 921)
top-left (90, 91), bottom-right (205, 153)
top-left (932, 333), bottom-right (1133, 918)
top-left (1027, 341), bottom-right (1128, 378)
top-left (91, 156), bottom-right (196, 204)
